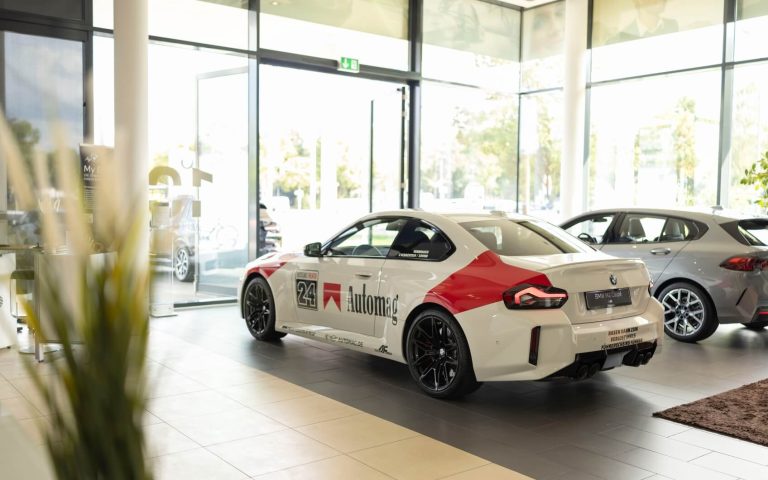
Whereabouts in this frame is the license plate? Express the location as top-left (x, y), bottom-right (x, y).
top-left (585, 288), bottom-right (631, 310)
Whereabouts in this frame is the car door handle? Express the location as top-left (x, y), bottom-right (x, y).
top-left (650, 248), bottom-right (671, 255)
top-left (355, 273), bottom-right (373, 279)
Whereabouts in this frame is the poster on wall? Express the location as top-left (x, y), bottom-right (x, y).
top-left (79, 144), bottom-right (113, 214)
top-left (592, 0), bottom-right (723, 47)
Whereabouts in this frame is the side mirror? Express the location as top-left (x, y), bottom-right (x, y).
top-left (304, 242), bottom-right (322, 257)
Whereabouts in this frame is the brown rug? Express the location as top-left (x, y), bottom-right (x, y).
top-left (653, 379), bottom-right (768, 447)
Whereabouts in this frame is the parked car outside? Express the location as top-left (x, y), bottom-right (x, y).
top-left (561, 207), bottom-right (768, 343)
top-left (151, 197), bottom-right (281, 283)
top-left (239, 210), bottom-right (662, 399)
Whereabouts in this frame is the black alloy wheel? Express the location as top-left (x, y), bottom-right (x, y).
top-left (406, 309), bottom-right (480, 399)
top-left (244, 277), bottom-right (285, 341)
top-left (658, 282), bottom-right (718, 343)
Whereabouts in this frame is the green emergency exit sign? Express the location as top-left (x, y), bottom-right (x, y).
top-left (338, 57), bottom-right (360, 73)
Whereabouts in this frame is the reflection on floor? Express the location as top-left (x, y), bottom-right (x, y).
top-left (150, 306), bottom-right (768, 480)
top-left (0, 317), bottom-right (529, 479)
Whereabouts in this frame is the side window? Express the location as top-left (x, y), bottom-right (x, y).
top-left (326, 218), bottom-right (407, 257)
top-left (615, 215), bottom-right (666, 244)
top-left (659, 218), bottom-right (691, 242)
top-left (563, 214), bottom-right (615, 244)
top-left (389, 220), bottom-right (453, 261)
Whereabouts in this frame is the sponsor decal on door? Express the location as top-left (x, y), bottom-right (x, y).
top-left (296, 271), bottom-right (318, 310)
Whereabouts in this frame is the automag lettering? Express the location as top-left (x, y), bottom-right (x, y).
top-left (346, 284), bottom-right (399, 320)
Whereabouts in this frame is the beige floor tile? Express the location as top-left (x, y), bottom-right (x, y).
top-left (0, 379), bottom-right (20, 399)
top-left (253, 454), bottom-right (394, 480)
top-left (147, 371), bottom-right (207, 399)
top-left (206, 429), bottom-right (339, 477)
top-left (148, 390), bottom-right (244, 422)
top-left (142, 410), bottom-right (164, 426)
top-left (153, 448), bottom-right (248, 480)
top-left (254, 395), bottom-right (360, 428)
top-left (297, 413), bottom-right (419, 453)
top-left (218, 378), bottom-right (315, 407)
top-left (166, 407), bottom-right (286, 446)
top-left (182, 366), bottom-right (272, 389)
top-left (15, 417), bottom-right (50, 446)
top-left (351, 436), bottom-right (488, 480)
top-left (145, 423), bottom-right (200, 458)
top-left (0, 395), bottom-right (43, 420)
top-left (440, 464), bottom-right (534, 480)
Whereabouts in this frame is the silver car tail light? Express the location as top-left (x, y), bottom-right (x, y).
top-left (720, 255), bottom-right (768, 272)
top-left (503, 284), bottom-right (568, 309)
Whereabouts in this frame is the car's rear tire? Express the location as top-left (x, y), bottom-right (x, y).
top-left (244, 276), bottom-right (286, 341)
top-left (742, 321), bottom-right (768, 331)
top-left (658, 282), bottom-right (718, 343)
top-left (174, 246), bottom-right (194, 282)
top-left (405, 309), bottom-right (481, 399)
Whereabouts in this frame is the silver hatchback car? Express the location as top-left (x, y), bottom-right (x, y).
top-left (561, 208), bottom-right (768, 342)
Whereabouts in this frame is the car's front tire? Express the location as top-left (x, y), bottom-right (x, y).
top-left (405, 309), bottom-right (480, 399)
top-left (243, 276), bottom-right (286, 341)
top-left (658, 282), bottom-right (718, 343)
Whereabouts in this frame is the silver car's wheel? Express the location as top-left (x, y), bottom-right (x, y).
top-left (658, 282), bottom-right (717, 343)
top-left (174, 246), bottom-right (194, 282)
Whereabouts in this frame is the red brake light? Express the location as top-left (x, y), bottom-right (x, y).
top-left (720, 256), bottom-right (768, 272)
top-left (503, 284), bottom-right (568, 309)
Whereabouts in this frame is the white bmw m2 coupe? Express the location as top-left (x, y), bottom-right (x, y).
top-left (238, 211), bottom-right (663, 398)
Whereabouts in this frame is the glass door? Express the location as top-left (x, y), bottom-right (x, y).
top-left (259, 66), bottom-right (406, 252)
top-left (194, 68), bottom-right (249, 298)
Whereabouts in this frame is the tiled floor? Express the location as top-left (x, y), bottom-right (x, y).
top-left (150, 305), bottom-right (768, 480)
top-left (2, 305), bottom-right (768, 479)
top-left (0, 322), bottom-right (529, 480)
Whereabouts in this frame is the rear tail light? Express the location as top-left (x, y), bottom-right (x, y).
top-left (720, 255), bottom-right (768, 272)
top-left (503, 284), bottom-right (568, 309)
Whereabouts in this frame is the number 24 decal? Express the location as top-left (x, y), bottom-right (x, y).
top-left (296, 279), bottom-right (317, 310)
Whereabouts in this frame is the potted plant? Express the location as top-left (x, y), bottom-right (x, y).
top-left (0, 115), bottom-right (153, 480)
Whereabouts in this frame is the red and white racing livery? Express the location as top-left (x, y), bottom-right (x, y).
top-left (238, 211), bottom-right (663, 398)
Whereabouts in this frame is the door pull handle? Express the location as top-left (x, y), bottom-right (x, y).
top-left (355, 273), bottom-right (373, 279)
top-left (650, 248), bottom-right (671, 255)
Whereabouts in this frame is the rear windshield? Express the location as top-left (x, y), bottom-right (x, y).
top-left (460, 219), bottom-right (593, 256)
top-left (724, 219), bottom-right (768, 246)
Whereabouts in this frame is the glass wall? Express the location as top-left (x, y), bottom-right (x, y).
top-left (420, 82), bottom-right (518, 212)
top-left (93, 37), bottom-right (249, 302)
top-left (591, 0), bottom-right (723, 81)
top-left (259, 66), bottom-right (404, 250)
top-left (735, 0), bottom-right (768, 61)
top-left (260, 0), bottom-right (409, 71)
top-left (521, 1), bottom-right (564, 91)
top-left (93, 0), bottom-right (250, 50)
top-left (519, 91), bottom-right (563, 222)
top-left (588, 70), bottom-right (721, 209)
top-left (729, 62), bottom-right (768, 212)
top-left (1, 31), bottom-right (84, 247)
top-left (422, 0), bottom-right (521, 91)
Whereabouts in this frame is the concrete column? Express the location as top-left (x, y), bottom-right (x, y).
top-left (560, 0), bottom-right (589, 219)
top-left (113, 0), bottom-right (148, 255)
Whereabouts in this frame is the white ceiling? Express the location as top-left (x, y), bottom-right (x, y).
top-left (497, 0), bottom-right (557, 8)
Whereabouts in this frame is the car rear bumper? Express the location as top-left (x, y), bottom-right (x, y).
top-left (546, 341), bottom-right (658, 380)
top-left (459, 298), bottom-right (663, 382)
